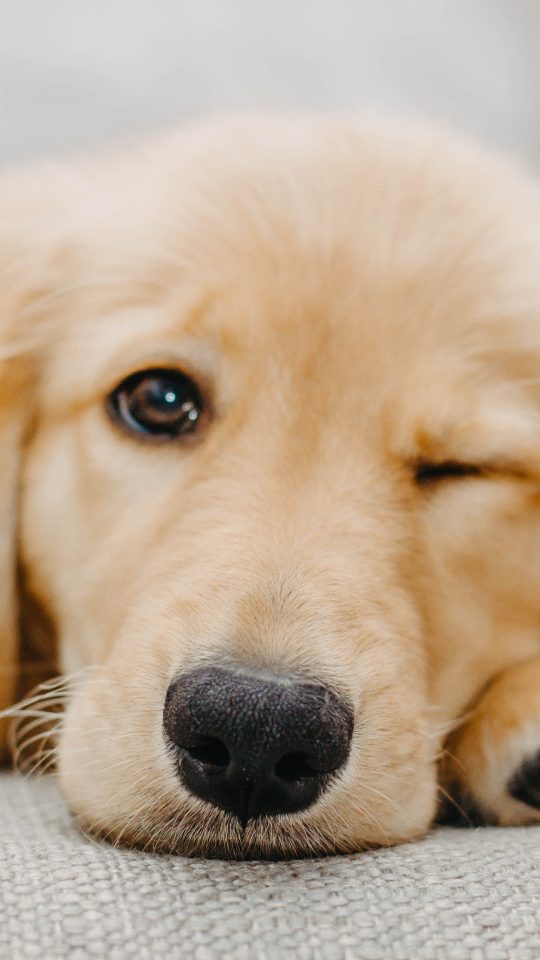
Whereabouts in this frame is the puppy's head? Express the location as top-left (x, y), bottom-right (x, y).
top-left (3, 116), bottom-right (540, 856)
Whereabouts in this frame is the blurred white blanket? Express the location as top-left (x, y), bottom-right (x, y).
top-left (1, 0), bottom-right (539, 165)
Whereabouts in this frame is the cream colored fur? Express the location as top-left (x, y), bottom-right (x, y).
top-left (1, 115), bottom-right (540, 856)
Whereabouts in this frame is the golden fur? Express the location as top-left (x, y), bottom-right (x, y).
top-left (1, 115), bottom-right (540, 856)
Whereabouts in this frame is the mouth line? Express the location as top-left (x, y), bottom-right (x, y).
top-left (238, 784), bottom-right (253, 830)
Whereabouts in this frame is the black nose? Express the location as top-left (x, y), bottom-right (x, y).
top-left (163, 666), bottom-right (353, 824)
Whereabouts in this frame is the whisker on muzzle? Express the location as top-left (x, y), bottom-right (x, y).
top-left (0, 667), bottom-right (97, 775)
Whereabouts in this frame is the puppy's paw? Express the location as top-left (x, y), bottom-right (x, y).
top-left (441, 728), bottom-right (540, 827)
top-left (440, 659), bottom-right (540, 827)
top-left (507, 750), bottom-right (540, 811)
top-left (475, 729), bottom-right (540, 825)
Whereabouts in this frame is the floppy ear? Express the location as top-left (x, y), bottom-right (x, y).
top-left (0, 355), bottom-right (32, 755)
top-left (0, 171), bottom-right (59, 757)
top-left (0, 160), bottom-right (91, 759)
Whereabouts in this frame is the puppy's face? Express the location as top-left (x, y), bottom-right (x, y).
top-left (14, 118), bottom-right (540, 855)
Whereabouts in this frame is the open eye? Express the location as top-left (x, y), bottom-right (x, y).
top-left (414, 460), bottom-right (484, 485)
top-left (107, 368), bottom-right (204, 439)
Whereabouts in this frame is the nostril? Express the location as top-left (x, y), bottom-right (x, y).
top-left (275, 752), bottom-right (318, 783)
top-left (185, 737), bottom-right (230, 769)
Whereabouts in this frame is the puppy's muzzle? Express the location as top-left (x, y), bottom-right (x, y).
top-left (163, 666), bottom-right (354, 825)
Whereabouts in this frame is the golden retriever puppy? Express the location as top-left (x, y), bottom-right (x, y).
top-left (1, 115), bottom-right (540, 857)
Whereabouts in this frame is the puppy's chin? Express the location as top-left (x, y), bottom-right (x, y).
top-left (62, 787), bottom-right (437, 860)
top-left (69, 804), bottom-right (353, 860)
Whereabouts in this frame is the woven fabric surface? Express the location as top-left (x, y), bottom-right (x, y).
top-left (0, 773), bottom-right (538, 960)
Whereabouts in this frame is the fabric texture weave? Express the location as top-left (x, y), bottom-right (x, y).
top-left (0, 773), bottom-right (538, 959)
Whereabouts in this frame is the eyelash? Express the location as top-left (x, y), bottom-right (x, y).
top-left (414, 461), bottom-right (484, 485)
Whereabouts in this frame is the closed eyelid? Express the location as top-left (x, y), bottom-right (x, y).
top-left (414, 461), bottom-right (484, 484)
top-left (412, 458), bottom-right (531, 485)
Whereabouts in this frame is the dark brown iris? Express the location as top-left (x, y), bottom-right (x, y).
top-left (107, 368), bottom-right (203, 439)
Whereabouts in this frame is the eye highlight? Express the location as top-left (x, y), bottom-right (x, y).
top-left (414, 460), bottom-right (484, 485)
top-left (107, 368), bottom-right (204, 440)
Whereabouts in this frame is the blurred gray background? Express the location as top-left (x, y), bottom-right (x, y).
top-left (1, 0), bottom-right (539, 165)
